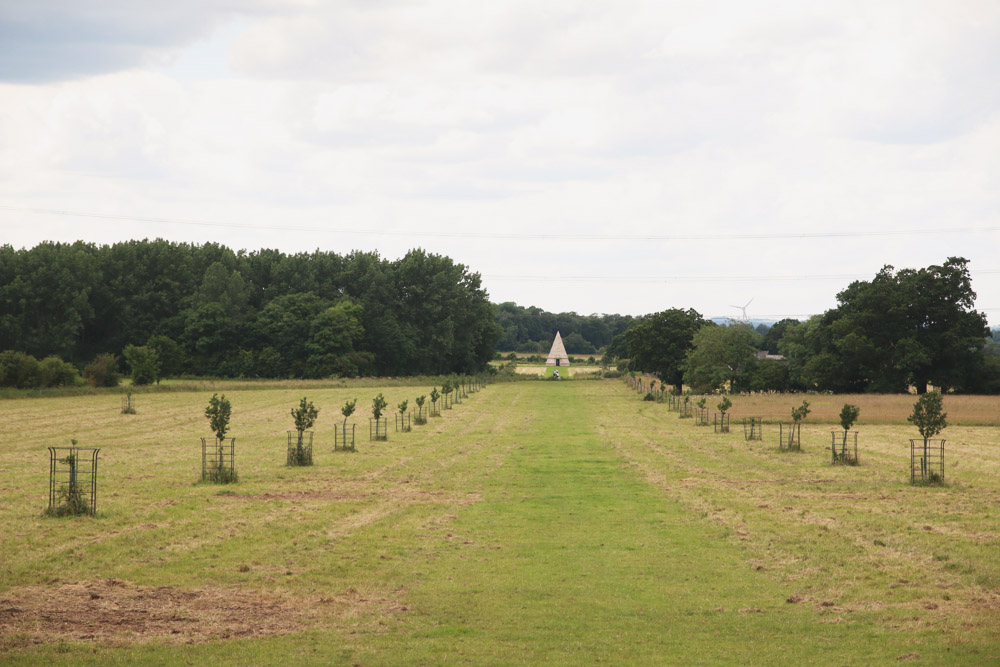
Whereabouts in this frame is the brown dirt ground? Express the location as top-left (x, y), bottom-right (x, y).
top-left (0, 579), bottom-right (398, 648)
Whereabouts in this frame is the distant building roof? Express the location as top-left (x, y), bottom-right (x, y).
top-left (546, 331), bottom-right (570, 366)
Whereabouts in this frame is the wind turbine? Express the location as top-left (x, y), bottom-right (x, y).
top-left (729, 298), bottom-right (753, 322)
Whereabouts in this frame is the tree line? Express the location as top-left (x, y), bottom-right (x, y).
top-left (610, 258), bottom-right (1000, 394)
top-left (494, 302), bottom-right (635, 354)
top-left (0, 240), bottom-right (499, 385)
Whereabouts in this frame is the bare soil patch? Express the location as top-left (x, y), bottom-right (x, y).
top-left (0, 579), bottom-right (381, 648)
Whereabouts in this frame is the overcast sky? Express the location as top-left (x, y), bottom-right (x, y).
top-left (1, 1), bottom-right (998, 324)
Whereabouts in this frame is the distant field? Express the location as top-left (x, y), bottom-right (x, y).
top-left (688, 392), bottom-right (1000, 426)
top-left (2, 380), bottom-right (999, 663)
top-left (513, 364), bottom-right (601, 378)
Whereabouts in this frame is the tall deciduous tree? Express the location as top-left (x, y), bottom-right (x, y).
top-left (620, 308), bottom-right (710, 391)
top-left (683, 322), bottom-right (760, 393)
top-left (820, 257), bottom-right (988, 393)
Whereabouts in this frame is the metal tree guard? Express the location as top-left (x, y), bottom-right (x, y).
top-left (831, 431), bottom-right (859, 465)
top-left (714, 413), bottom-right (730, 433)
top-left (48, 447), bottom-right (100, 516)
top-left (201, 437), bottom-right (237, 483)
top-left (779, 422), bottom-right (801, 450)
top-left (910, 438), bottom-right (944, 483)
top-left (335, 423), bottom-right (356, 451)
top-left (287, 431), bottom-right (314, 466)
top-left (743, 417), bottom-right (763, 441)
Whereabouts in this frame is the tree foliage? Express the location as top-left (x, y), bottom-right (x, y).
top-left (291, 397), bottom-right (319, 433)
top-left (0, 241), bottom-right (499, 378)
top-left (205, 393), bottom-right (232, 441)
top-left (371, 393), bottom-right (387, 421)
top-left (616, 308), bottom-right (710, 391)
top-left (123, 344), bottom-right (160, 385)
top-left (684, 322), bottom-right (760, 393)
top-left (908, 391), bottom-right (947, 442)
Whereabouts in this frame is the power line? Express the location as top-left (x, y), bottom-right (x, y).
top-left (483, 271), bottom-right (1000, 283)
top-left (4, 204), bottom-right (1000, 242)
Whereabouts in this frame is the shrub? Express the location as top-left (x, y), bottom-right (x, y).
top-left (83, 353), bottom-right (121, 387)
top-left (791, 400), bottom-right (811, 424)
top-left (38, 356), bottom-right (79, 387)
top-left (908, 392), bottom-right (947, 443)
top-left (717, 396), bottom-right (732, 415)
top-left (839, 404), bottom-right (860, 438)
top-left (205, 393), bottom-right (232, 441)
top-left (414, 395), bottom-right (427, 424)
top-left (123, 344), bottom-right (160, 386)
top-left (0, 350), bottom-right (40, 388)
top-left (289, 397), bottom-right (318, 465)
top-left (291, 397), bottom-right (319, 434)
top-left (372, 393), bottom-right (387, 421)
top-left (643, 392), bottom-right (655, 401)
top-left (341, 398), bottom-right (357, 425)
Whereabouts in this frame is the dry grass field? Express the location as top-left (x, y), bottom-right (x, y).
top-left (1, 379), bottom-right (999, 664)
top-left (663, 392), bottom-right (1000, 426)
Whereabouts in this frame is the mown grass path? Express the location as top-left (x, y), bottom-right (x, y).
top-left (347, 381), bottom-right (977, 665)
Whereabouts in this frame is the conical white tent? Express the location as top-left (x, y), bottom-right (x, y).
top-left (545, 331), bottom-right (570, 367)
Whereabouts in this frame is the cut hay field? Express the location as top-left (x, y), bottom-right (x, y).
top-left (697, 392), bottom-right (1000, 426)
top-left (2, 381), bottom-right (999, 664)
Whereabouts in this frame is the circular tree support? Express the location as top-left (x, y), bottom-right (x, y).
top-left (910, 438), bottom-right (944, 484)
top-left (779, 422), bottom-right (801, 451)
top-left (335, 423), bottom-right (356, 452)
top-left (831, 431), bottom-right (859, 466)
top-left (370, 418), bottom-right (388, 441)
top-left (287, 431), bottom-right (314, 466)
top-left (201, 438), bottom-right (237, 483)
top-left (713, 413), bottom-right (730, 434)
top-left (743, 417), bottom-right (763, 441)
top-left (47, 446), bottom-right (100, 516)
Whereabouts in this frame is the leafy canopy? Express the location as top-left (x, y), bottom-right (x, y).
top-left (291, 397), bottom-right (319, 433)
top-left (371, 393), bottom-right (388, 421)
top-left (205, 393), bottom-right (232, 441)
top-left (839, 404), bottom-right (860, 432)
top-left (907, 391), bottom-right (947, 441)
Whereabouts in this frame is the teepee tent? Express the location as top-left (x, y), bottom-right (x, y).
top-left (545, 331), bottom-right (570, 367)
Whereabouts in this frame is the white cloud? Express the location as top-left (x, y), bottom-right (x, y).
top-left (1, 0), bottom-right (999, 322)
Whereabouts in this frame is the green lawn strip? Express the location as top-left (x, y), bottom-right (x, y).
top-left (335, 382), bottom-right (934, 665)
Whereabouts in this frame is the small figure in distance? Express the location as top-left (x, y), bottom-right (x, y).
top-left (553, 369), bottom-right (560, 380)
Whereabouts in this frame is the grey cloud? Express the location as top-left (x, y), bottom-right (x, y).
top-left (0, 1), bottom-right (286, 83)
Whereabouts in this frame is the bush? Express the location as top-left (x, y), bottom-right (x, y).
top-left (83, 353), bottom-right (121, 387)
top-left (38, 356), bottom-right (80, 387)
top-left (205, 393), bottom-right (232, 441)
top-left (123, 344), bottom-right (160, 385)
top-left (643, 392), bottom-right (656, 401)
top-left (0, 350), bottom-right (40, 388)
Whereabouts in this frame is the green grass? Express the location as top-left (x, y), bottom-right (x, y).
top-left (1, 381), bottom-right (999, 664)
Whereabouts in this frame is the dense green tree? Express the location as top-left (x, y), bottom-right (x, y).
top-left (83, 353), bottom-right (121, 387)
top-left (800, 258), bottom-right (988, 393)
top-left (761, 318), bottom-right (799, 355)
top-left (620, 308), bottom-right (710, 391)
top-left (146, 335), bottom-right (185, 381)
top-left (123, 344), bottom-right (160, 385)
top-left (684, 322), bottom-right (760, 393)
top-left (0, 350), bottom-right (40, 388)
top-left (306, 299), bottom-right (369, 377)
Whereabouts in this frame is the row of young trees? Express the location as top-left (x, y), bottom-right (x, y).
top-left (0, 240), bottom-right (500, 379)
top-left (611, 258), bottom-right (999, 394)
